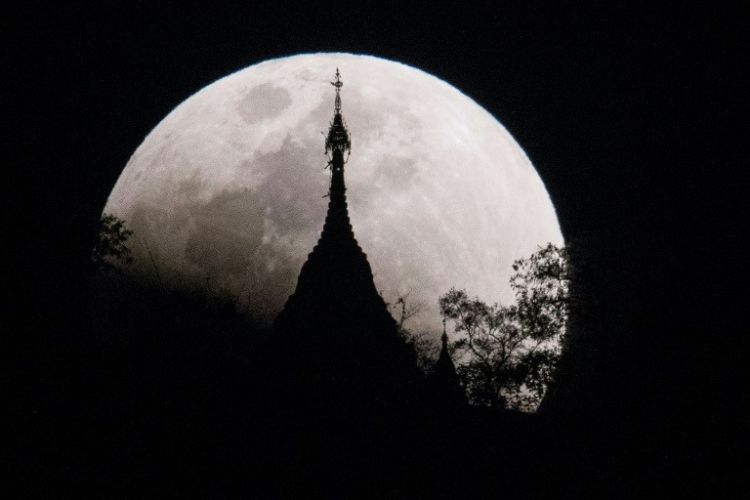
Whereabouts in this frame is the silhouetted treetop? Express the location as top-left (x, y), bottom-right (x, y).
top-left (440, 243), bottom-right (570, 411)
top-left (91, 213), bottom-right (133, 273)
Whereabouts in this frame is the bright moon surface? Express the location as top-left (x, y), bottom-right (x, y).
top-left (105, 53), bottom-right (563, 334)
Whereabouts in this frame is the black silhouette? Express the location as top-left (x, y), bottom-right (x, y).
top-left (271, 70), bottom-right (423, 420)
top-left (11, 21), bottom-right (737, 494)
top-left (426, 319), bottom-right (467, 408)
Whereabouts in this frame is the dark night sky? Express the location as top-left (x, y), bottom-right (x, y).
top-left (7, 1), bottom-right (746, 471)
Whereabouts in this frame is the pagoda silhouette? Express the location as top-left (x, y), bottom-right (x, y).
top-left (267, 69), bottom-right (464, 421)
top-left (274, 69), bottom-right (397, 344)
top-left (270, 70), bottom-right (424, 414)
top-left (427, 319), bottom-right (467, 408)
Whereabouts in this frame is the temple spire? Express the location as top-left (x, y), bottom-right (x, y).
top-left (275, 68), bottom-right (389, 334)
top-left (429, 316), bottom-right (466, 407)
top-left (270, 67), bottom-right (425, 418)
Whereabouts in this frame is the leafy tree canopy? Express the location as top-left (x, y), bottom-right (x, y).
top-left (439, 243), bottom-right (570, 411)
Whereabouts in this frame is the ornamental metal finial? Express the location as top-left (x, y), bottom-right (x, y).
top-left (325, 68), bottom-right (351, 158)
top-left (331, 68), bottom-right (343, 114)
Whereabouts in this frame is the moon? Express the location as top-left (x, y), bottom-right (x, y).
top-left (104, 53), bottom-right (563, 334)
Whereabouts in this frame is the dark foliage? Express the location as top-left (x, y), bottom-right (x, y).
top-left (11, 245), bottom-right (724, 498)
top-left (90, 213), bottom-right (133, 273)
top-left (440, 243), bottom-right (569, 410)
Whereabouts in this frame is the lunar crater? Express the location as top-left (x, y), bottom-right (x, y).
top-left (238, 83), bottom-right (292, 124)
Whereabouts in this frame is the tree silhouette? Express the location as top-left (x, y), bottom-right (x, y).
top-left (91, 213), bottom-right (134, 273)
top-left (440, 243), bottom-right (570, 411)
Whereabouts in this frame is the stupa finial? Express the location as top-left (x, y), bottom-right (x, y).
top-left (331, 68), bottom-right (343, 114)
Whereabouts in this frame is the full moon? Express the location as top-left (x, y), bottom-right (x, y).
top-left (105, 53), bottom-right (563, 334)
